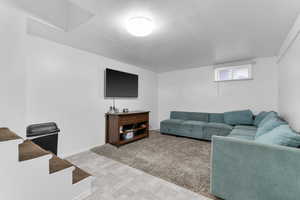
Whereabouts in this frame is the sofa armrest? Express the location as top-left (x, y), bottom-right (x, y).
top-left (211, 136), bottom-right (300, 200)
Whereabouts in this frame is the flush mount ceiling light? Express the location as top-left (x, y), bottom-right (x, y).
top-left (126, 16), bottom-right (154, 37)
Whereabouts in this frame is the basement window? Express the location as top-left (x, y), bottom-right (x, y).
top-left (214, 64), bottom-right (252, 82)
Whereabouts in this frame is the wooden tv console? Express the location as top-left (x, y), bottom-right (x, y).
top-left (105, 111), bottom-right (150, 147)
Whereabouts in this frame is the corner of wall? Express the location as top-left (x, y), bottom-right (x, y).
top-left (277, 14), bottom-right (300, 63)
top-left (276, 13), bottom-right (300, 131)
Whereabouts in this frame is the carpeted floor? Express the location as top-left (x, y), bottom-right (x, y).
top-left (92, 131), bottom-right (216, 199)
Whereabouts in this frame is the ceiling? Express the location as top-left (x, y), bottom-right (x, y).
top-left (6, 0), bottom-right (300, 72)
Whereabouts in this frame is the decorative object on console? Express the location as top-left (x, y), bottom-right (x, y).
top-left (108, 106), bottom-right (114, 113)
top-left (123, 108), bottom-right (129, 113)
top-left (108, 105), bottom-right (119, 113)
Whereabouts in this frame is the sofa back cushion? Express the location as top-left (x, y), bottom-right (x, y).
top-left (255, 125), bottom-right (300, 147)
top-left (209, 113), bottom-right (225, 123)
top-left (258, 111), bottom-right (278, 127)
top-left (224, 110), bottom-right (254, 125)
top-left (255, 116), bottom-right (287, 138)
top-left (170, 111), bottom-right (209, 122)
top-left (254, 111), bottom-right (269, 126)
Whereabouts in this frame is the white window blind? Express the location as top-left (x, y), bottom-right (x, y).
top-left (214, 64), bottom-right (252, 82)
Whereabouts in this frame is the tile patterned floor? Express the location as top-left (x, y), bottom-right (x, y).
top-left (67, 151), bottom-right (212, 200)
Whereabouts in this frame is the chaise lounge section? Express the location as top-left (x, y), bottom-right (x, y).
top-left (161, 110), bottom-right (300, 200)
top-left (211, 111), bottom-right (300, 200)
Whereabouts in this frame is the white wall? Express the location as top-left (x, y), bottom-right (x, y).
top-left (25, 36), bottom-right (158, 157)
top-left (158, 57), bottom-right (278, 122)
top-left (3, 1), bottom-right (294, 157)
top-left (278, 15), bottom-right (300, 132)
top-left (0, 5), bottom-right (27, 135)
top-left (0, 4), bottom-right (158, 157)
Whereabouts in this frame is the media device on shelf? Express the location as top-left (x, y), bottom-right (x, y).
top-left (105, 68), bottom-right (138, 98)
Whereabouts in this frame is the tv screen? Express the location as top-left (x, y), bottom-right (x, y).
top-left (105, 68), bottom-right (138, 98)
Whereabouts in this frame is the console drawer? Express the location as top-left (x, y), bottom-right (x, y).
top-left (119, 114), bottom-right (148, 125)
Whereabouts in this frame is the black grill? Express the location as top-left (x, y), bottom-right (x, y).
top-left (27, 122), bottom-right (60, 155)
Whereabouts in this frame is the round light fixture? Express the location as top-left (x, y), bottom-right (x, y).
top-left (126, 16), bottom-right (154, 37)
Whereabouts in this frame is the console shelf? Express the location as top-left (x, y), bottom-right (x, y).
top-left (119, 133), bottom-right (148, 145)
top-left (120, 126), bottom-right (147, 134)
top-left (105, 111), bottom-right (150, 147)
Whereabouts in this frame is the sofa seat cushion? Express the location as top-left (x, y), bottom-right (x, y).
top-left (170, 111), bottom-right (209, 122)
top-left (202, 123), bottom-right (233, 140)
top-left (228, 133), bottom-right (255, 141)
top-left (180, 120), bottom-right (206, 139)
top-left (230, 128), bottom-right (257, 136)
top-left (235, 125), bottom-right (257, 131)
top-left (182, 120), bottom-right (207, 126)
top-left (160, 119), bottom-right (185, 133)
top-left (204, 123), bottom-right (233, 130)
top-left (228, 128), bottom-right (257, 141)
top-left (161, 119), bottom-right (206, 139)
top-left (224, 110), bottom-right (254, 125)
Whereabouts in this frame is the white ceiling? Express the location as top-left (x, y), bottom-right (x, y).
top-left (7, 0), bottom-right (300, 72)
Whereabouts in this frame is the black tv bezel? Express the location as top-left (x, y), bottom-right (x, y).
top-left (104, 68), bottom-right (139, 98)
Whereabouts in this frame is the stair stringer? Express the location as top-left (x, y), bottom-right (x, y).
top-left (0, 152), bottom-right (77, 200)
top-left (0, 139), bottom-right (23, 165)
top-left (0, 130), bottom-right (93, 200)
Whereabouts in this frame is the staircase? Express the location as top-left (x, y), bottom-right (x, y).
top-left (0, 128), bottom-right (93, 200)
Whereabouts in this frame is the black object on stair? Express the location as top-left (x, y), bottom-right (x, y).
top-left (27, 122), bottom-right (60, 155)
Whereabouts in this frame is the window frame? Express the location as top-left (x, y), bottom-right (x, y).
top-left (214, 64), bottom-right (253, 82)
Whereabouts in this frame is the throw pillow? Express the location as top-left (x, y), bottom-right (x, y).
top-left (254, 111), bottom-right (268, 126)
top-left (255, 117), bottom-right (287, 138)
top-left (255, 125), bottom-right (300, 148)
top-left (224, 110), bottom-right (254, 125)
top-left (258, 111), bottom-right (278, 127)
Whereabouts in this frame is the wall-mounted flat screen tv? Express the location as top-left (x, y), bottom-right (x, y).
top-left (105, 68), bottom-right (138, 98)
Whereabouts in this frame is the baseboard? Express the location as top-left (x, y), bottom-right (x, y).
top-left (60, 144), bottom-right (103, 159)
top-left (62, 130), bottom-right (160, 158)
top-left (150, 129), bottom-right (160, 132)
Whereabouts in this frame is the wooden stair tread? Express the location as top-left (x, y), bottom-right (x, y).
top-left (49, 155), bottom-right (73, 174)
top-left (18, 138), bottom-right (91, 184)
top-left (19, 140), bottom-right (50, 161)
top-left (72, 166), bottom-right (91, 184)
top-left (60, 160), bottom-right (92, 184)
top-left (62, 159), bottom-right (91, 184)
top-left (0, 128), bottom-right (22, 142)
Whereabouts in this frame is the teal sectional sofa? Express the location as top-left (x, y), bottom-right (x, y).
top-left (161, 110), bottom-right (300, 200)
top-left (211, 111), bottom-right (300, 200)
